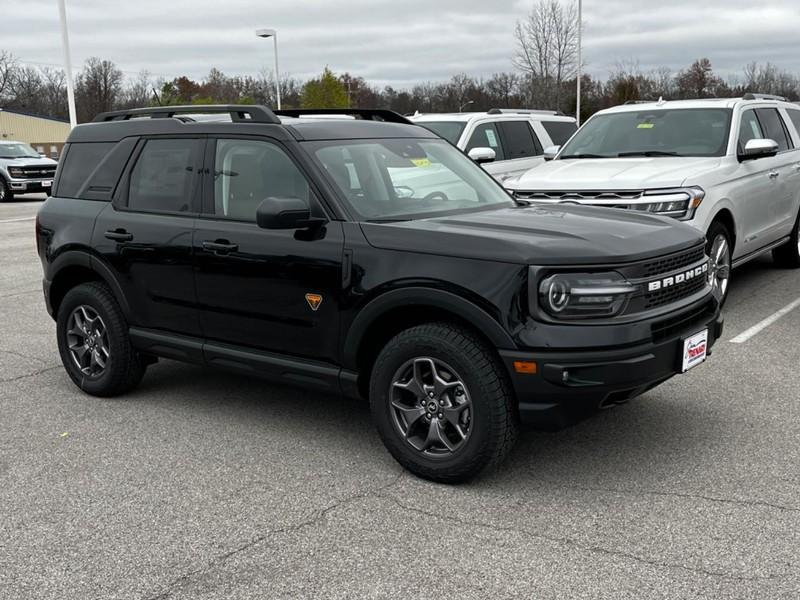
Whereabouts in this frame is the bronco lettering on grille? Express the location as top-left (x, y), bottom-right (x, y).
top-left (647, 263), bottom-right (709, 292)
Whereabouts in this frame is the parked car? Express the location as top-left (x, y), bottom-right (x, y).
top-left (506, 94), bottom-right (800, 303)
top-left (37, 105), bottom-right (722, 483)
top-left (410, 109), bottom-right (577, 182)
top-left (0, 140), bottom-right (58, 201)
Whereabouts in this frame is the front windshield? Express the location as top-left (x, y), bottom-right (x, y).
top-left (0, 143), bottom-right (40, 159)
top-left (560, 108), bottom-right (732, 159)
top-left (308, 138), bottom-right (514, 221)
top-left (416, 122), bottom-right (466, 145)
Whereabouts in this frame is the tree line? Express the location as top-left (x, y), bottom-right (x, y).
top-left (2, 0), bottom-right (799, 123)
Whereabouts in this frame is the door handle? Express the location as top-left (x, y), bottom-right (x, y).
top-left (104, 229), bottom-right (133, 242)
top-left (202, 240), bottom-right (239, 254)
top-left (768, 171), bottom-right (780, 179)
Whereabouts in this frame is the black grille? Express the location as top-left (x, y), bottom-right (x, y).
top-left (642, 246), bottom-right (706, 278)
top-left (652, 300), bottom-right (715, 343)
top-left (644, 275), bottom-right (706, 309)
top-left (17, 165), bottom-right (56, 179)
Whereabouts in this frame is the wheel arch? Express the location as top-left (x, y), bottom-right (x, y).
top-left (343, 287), bottom-right (516, 397)
top-left (707, 207), bottom-right (737, 252)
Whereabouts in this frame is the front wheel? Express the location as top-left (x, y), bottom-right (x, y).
top-left (0, 178), bottom-right (13, 202)
top-left (706, 222), bottom-right (732, 305)
top-left (369, 322), bottom-right (518, 483)
top-left (772, 209), bottom-right (800, 268)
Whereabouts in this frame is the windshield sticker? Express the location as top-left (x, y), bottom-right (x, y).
top-left (485, 129), bottom-right (499, 147)
top-left (637, 123), bottom-right (654, 129)
top-left (411, 158), bottom-right (432, 168)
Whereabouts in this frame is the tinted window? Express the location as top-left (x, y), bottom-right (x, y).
top-left (786, 110), bottom-right (800, 140)
top-left (213, 139), bottom-right (311, 222)
top-left (57, 142), bottom-right (114, 198)
top-left (465, 123), bottom-right (505, 160)
top-left (128, 139), bottom-right (202, 213)
top-left (755, 108), bottom-right (792, 151)
top-left (542, 120), bottom-right (578, 146)
top-left (738, 110), bottom-right (764, 154)
top-left (497, 121), bottom-right (542, 159)
top-left (419, 121), bottom-right (466, 145)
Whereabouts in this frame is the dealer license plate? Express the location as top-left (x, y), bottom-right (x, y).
top-left (681, 329), bottom-right (708, 372)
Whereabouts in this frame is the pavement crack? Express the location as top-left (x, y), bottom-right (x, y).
top-left (377, 493), bottom-right (785, 583)
top-left (0, 364), bottom-right (61, 383)
top-left (141, 472), bottom-right (405, 600)
top-left (538, 481), bottom-right (800, 514)
top-left (0, 287), bottom-right (39, 300)
top-left (0, 348), bottom-right (50, 367)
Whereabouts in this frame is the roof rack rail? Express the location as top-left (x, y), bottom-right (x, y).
top-left (274, 108), bottom-right (412, 124)
top-left (92, 104), bottom-right (281, 124)
top-left (623, 100), bottom-right (655, 105)
top-left (742, 93), bottom-right (787, 102)
top-left (486, 108), bottom-right (563, 116)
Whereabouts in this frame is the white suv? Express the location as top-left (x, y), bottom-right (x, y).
top-left (410, 109), bottom-right (577, 183)
top-left (506, 95), bottom-right (800, 302)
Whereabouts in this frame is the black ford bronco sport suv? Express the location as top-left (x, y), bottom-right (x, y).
top-left (37, 105), bottom-right (723, 482)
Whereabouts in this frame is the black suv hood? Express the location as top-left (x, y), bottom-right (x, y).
top-left (360, 205), bottom-right (705, 266)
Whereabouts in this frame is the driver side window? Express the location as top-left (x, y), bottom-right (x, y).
top-left (465, 123), bottom-right (505, 160)
top-left (213, 139), bottom-right (311, 222)
top-left (738, 110), bottom-right (764, 155)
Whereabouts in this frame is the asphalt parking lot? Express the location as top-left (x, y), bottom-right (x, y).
top-left (1, 197), bottom-right (799, 599)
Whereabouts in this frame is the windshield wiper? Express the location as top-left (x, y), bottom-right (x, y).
top-left (559, 153), bottom-right (611, 159)
top-left (617, 151), bottom-right (681, 157)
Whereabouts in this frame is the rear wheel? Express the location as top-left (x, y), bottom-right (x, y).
top-left (369, 322), bottom-right (518, 483)
top-left (0, 178), bottom-right (13, 202)
top-left (56, 282), bottom-right (146, 396)
top-left (706, 221), bottom-right (732, 305)
top-left (772, 209), bottom-right (800, 268)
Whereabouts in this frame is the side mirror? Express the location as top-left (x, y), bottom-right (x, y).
top-left (467, 147), bottom-right (496, 164)
top-left (543, 145), bottom-right (561, 161)
top-left (740, 138), bottom-right (779, 161)
top-left (256, 197), bottom-right (322, 230)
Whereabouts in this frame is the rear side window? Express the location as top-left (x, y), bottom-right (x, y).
top-left (57, 142), bottom-right (114, 198)
top-left (128, 138), bottom-right (203, 213)
top-left (541, 121), bottom-right (578, 146)
top-left (755, 108), bottom-right (792, 151)
top-left (786, 110), bottom-right (800, 140)
top-left (497, 121), bottom-right (542, 159)
top-left (465, 123), bottom-right (505, 160)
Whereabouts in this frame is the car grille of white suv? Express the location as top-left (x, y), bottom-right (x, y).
top-left (514, 190), bottom-right (645, 209)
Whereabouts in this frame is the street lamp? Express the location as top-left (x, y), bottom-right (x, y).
top-left (57, 0), bottom-right (77, 128)
top-left (255, 28), bottom-right (281, 110)
top-left (576, 0), bottom-right (582, 126)
top-left (459, 100), bottom-right (474, 112)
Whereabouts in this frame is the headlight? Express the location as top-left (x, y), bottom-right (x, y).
top-left (631, 186), bottom-right (705, 220)
top-left (8, 167), bottom-right (24, 178)
top-left (539, 272), bottom-right (636, 319)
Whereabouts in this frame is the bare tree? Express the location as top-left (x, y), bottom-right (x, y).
top-left (0, 50), bottom-right (17, 101)
top-left (119, 70), bottom-right (153, 108)
top-left (513, 0), bottom-right (578, 110)
top-left (75, 57), bottom-right (123, 122)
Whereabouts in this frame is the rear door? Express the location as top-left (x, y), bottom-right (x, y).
top-left (92, 136), bottom-right (203, 337)
top-left (193, 136), bottom-right (344, 364)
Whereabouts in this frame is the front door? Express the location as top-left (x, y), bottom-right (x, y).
top-left (193, 137), bottom-right (344, 364)
top-left (92, 136), bottom-right (204, 337)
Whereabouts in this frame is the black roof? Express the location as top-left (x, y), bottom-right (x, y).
top-left (71, 104), bottom-right (435, 144)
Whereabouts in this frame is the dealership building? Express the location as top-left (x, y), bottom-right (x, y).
top-left (0, 108), bottom-right (71, 159)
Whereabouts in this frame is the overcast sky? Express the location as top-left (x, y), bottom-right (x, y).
top-left (5, 0), bottom-right (800, 87)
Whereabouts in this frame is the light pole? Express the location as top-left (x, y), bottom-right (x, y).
top-left (57, 0), bottom-right (77, 128)
top-left (576, 0), bottom-right (582, 126)
top-left (255, 28), bottom-right (281, 109)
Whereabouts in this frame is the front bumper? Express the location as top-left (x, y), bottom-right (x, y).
top-left (500, 302), bottom-right (723, 424)
top-left (7, 178), bottom-right (53, 194)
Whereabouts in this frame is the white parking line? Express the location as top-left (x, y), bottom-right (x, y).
top-left (0, 217), bottom-right (36, 224)
top-left (730, 296), bottom-right (800, 344)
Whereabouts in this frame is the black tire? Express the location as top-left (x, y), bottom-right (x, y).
top-left (56, 281), bottom-right (145, 397)
top-left (0, 177), bottom-right (13, 202)
top-left (369, 322), bottom-right (518, 483)
top-left (706, 221), bottom-right (732, 305)
top-left (772, 209), bottom-right (800, 268)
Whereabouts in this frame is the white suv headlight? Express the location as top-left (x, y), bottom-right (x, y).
top-left (632, 186), bottom-right (705, 221)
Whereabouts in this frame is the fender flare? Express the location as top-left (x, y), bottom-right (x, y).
top-left (48, 249), bottom-right (133, 320)
top-left (342, 286), bottom-right (516, 369)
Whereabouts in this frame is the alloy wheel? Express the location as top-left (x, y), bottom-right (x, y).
top-left (66, 305), bottom-right (110, 378)
top-left (709, 233), bottom-right (731, 299)
top-left (389, 357), bottom-right (472, 457)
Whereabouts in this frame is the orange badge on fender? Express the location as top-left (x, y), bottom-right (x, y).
top-left (305, 293), bottom-right (323, 311)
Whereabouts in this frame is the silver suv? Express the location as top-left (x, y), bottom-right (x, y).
top-left (410, 109), bottom-right (577, 183)
top-left (0, 141), bottom-right (58, 201)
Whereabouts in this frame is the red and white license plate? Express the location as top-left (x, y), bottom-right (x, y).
top-left (681, 329), bottom-right (708, 372)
